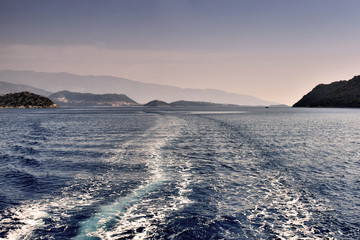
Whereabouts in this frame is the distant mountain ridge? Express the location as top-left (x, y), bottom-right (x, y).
top-left (293, 75), bottom-right (360, 108)
top-left (0, 81), bottom-right (52, 96)
top-left (49, 91), bottom-right (138, 107)
top-left (0, 70), bottom-right (277, 106)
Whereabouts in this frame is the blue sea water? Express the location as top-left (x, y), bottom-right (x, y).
top-left (0, 106), bottom-right (359, 239)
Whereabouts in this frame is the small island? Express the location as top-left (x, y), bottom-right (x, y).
top-left (49, 91), bottom-right (138, 107)
top-left (144, 100), bottom-right (171, 107)
top-left (0, 91), bottom-right (59, 108)
top-left (144, 100), bottom-right (239, 107)
top-left (293, 75), bottom-right (360, 108)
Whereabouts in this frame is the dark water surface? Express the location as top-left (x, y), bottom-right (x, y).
top-left (0, 107), bottom-right (359, 239)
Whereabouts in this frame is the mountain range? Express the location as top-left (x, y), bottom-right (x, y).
top-left (0, 81), bottom-right (52, 96)
top-left (0, 70), bottom-right (277, 106)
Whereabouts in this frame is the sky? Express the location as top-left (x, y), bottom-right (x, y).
top-left (1, 0), bottom-right (360, 105)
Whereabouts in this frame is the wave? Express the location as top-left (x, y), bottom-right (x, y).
top-left (1, 108), bottom-right (360, 239)
top-left (75, 115), bottom-right (193, 239)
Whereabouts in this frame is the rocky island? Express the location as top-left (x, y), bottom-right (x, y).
top-left (293, 75), bottom-right (360, 108)
top-left (0, 92), bottom-right (59, 108)
top-left (49, 91), bottom-right (138, 107)
top-left (144, 99), bottom-right (239, 107)
top-left (144, 100), bottom-right (171, 107)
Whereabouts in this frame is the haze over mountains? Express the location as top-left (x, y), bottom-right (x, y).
top-left (0, 81), bottom-right (52, 97)
top-left (0, 70), bottom-right (277, 106)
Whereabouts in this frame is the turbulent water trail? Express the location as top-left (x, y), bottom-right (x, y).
top-left (74, 115), bottom-right (193, 239)
top-left (0, 112), bottom-right (180, 239)
top-left (1, 108), bottom-right (360, 239)
top-left (203, 111), bottom-right (360, 239)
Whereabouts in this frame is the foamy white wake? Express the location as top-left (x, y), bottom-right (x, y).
top-left (1, 115), bottom-right (193, 240)
top-left (74, 115), bottom-right (193, 239)
top-left (244, 172), bottom-right (335, 239)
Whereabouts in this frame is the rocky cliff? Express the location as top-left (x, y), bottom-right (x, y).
top-left (293, 76), bottom-right (360, 108)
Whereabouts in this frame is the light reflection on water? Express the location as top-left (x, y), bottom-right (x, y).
top-left (0, 107), bottom-right (359, 239)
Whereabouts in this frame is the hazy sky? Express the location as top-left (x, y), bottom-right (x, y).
top-left (1, 0), bottom-right (359, 105)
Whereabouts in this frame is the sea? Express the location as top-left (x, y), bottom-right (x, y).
top-left (0, 106), bottom-right (359, 240)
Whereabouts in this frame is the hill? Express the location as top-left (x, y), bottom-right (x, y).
top-left (293, 75), bottom-right (360, 108)
top-left (0, 92), bottom-right (59, 108)
top-left (0, 70), bottom-right (277, 106)
top-left (0, 81), bottom-right (52, 96)
top-left (143, 100), bottom-right (239, 107)
top-left (144, 100), bottom-right (171, 107)
top-left (49, 91), bottom-right (138, 107)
